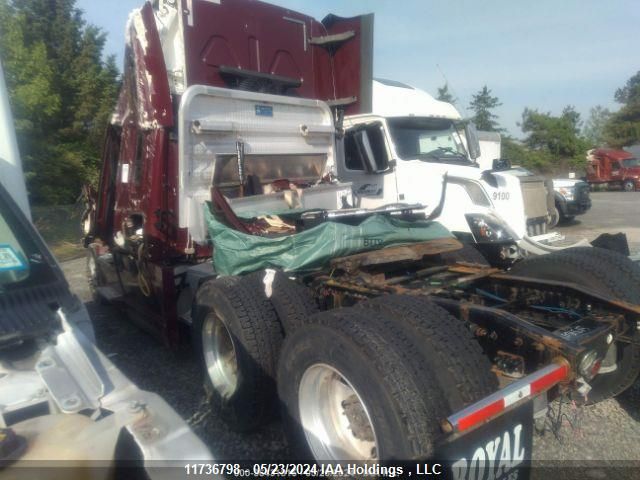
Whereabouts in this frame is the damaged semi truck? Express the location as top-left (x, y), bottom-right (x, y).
top-left (341, 79), bottom-right (587, 263)
top-left (83, 0), bottom-right (640, 475)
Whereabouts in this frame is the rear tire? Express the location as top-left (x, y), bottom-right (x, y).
top-left (358, 295), bottom-right (498, 411)
top-left (279, 302), bottom-right (498, 463)
top-left (278, 308), bottom-right (449, 462)
top-left (270, 271), bottom-right (319, 334)
top-left (510, 247), bottom-right (640, 403)
top-left (193, 272), bottom-right (284, 431)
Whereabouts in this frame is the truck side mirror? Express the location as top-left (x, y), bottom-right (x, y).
top-left (464, 122), bottom-right (481, 160)
top-left (492, 158), bottom-right (512, 171)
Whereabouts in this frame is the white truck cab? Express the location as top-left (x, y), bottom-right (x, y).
top-left (339, 79), bottom-right (582, 262)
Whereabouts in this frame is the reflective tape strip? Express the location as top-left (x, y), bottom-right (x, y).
top-left (445, 362), bottom-right (569, 433)
top-left (503, 384), bottom-right (531, 407)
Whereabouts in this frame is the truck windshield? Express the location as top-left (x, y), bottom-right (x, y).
top-left (0, 195), bottom-right (57, 292)
top-left (386, 117), bottom-right (471, 165)
top-left (622, 158), bottom-right (639, 167)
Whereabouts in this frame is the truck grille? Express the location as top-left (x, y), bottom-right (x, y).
top-left (519, 177), bottom-right (550, 237)
top-left (520, 180), bottom-right (549, 219)
top-left (527, 217), bottom-right (548, 237)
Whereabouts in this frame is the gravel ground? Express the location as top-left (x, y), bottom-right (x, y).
top-left (64, 258), bottom-right (290, 461)
top-left (59, 191), bottom-right (640, 473)
top-left (557, 191), bottom-right (640, 255)
top-left (61, 257), bottom-right (640, 473)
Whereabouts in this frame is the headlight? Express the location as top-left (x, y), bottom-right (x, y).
top-left (465, 214), bottom-right (515, 243)
top-left (555, 186), bottom-right (575, 201)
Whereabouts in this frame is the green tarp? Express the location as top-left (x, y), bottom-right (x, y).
top-left (204, 205), bottom-right (453, 276)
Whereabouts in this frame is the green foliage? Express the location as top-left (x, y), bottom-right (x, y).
top-left (502, 137), bottom-right (555, 173)
top-left (614, 71), bottom-right (640, 105)
top-left (520, 107), bottom-right (584, 156)
top-left (515, 107), bottom-right (590, 172)
top-left (468, 85), bottom-right (502, 132)
top-left (436, 83), bottom-right (457, 104)
top-left (561, 105), bottom-right (582, 135)
top-left (583, 106), bottom-right (612, 146)
top-left (604, 70), bottom-right (640, 148)
top-left (0, 0), bottom-right (119, 205)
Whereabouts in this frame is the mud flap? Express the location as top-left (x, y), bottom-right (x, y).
top-left (435, 401), bottom-right (533, 480)
top-left (590, 232), bottom-right (630, 256)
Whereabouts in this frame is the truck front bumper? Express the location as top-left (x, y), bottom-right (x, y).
top-left (517, 233), bottom-right (591, 255)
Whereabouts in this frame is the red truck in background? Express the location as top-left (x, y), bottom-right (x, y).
top-left (586, 148), bottom-right (640, 191)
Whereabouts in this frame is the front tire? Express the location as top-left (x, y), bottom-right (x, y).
top-left (558, 212), bottom-right (575, 224)
top-left (86, 245), bottom-right (105, 304)
top-left (623, 180), bottom-right (636, 192)
top-left (549, 205), bottom-right (560, 229)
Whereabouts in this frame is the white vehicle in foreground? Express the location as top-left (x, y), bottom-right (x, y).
top-left (0, 59), bottom-right (212, 476)
top-left (340, 79), bottom-right (588, 263)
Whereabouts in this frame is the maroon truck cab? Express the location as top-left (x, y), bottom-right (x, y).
top-left (85, 0), bottom-right (373, 344)
top-left (586, 148), bottom-right (640, 191)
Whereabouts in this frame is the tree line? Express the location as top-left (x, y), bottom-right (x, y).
top-left (438, 73), bottom-right (640, 173)
top-left (0, 0), bottom-right (119, 205)
top-left (1, 0), bottom-right (639, 204)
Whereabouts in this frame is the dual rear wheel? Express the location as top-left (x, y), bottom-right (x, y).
top-left (194, 273), bottom-right (496, 462)
top-left (194, 247), bottom-right (640, 461)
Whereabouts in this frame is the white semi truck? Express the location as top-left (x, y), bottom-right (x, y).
top-left (340, 79), bottom-right (586, 262)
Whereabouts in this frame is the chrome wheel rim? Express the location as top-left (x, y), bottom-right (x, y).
top-left (202, 313), bottom-right (238, 399)
top-left (298, 363), bottom-right (378, 461)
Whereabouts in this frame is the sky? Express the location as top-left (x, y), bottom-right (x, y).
top-left (76, 0), bottom-right (639, 137)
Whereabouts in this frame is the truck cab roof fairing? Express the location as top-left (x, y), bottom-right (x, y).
top-left (151, 0), bottom-right (373, 115)
top-left (369, 79), bottom-right (461, 120)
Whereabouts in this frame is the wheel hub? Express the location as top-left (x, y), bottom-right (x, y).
top-left (202, 313), bottom-right (238, 399)
top-left (298, 363), bottom-right (378, 461)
